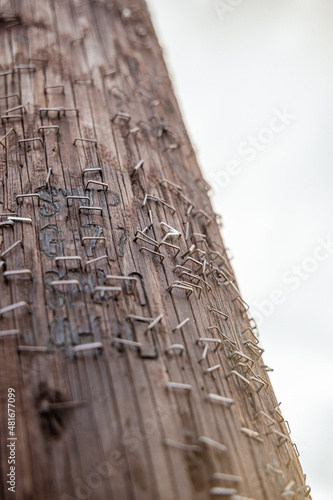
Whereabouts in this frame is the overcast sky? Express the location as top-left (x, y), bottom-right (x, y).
top-left (146, 1), bottom-right (333, 498)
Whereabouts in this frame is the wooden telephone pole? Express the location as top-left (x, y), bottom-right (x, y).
top-left (0, 1), bottom-right (310, 499)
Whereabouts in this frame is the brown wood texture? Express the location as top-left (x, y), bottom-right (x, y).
top-left (0, 1), bottom-right (310, 499)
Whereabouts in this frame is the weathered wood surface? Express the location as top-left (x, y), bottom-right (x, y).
top-left (0, 1), bottom-right (310, 499)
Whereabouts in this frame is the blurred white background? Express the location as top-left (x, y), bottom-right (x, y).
top-left (146, 0), bottom-right (333, 498)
